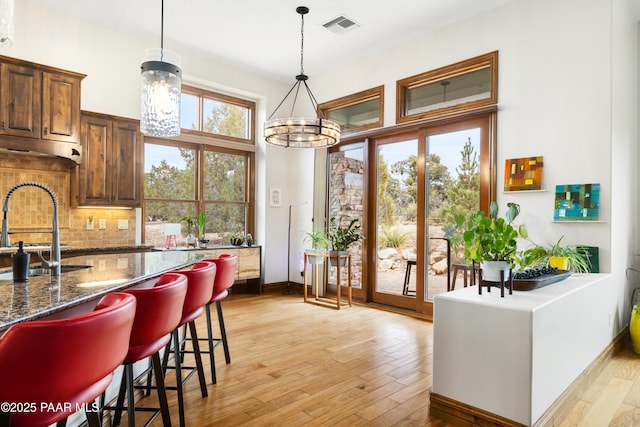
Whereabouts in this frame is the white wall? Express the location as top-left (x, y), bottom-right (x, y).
top-left (311, 0), bottom-right (638, 337)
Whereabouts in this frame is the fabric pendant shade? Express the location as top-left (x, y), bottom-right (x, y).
top-left (140, 0), bottom-right (181, 138)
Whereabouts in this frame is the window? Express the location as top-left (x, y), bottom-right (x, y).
top-left (319, 86), bottom-right (384, 134)
top-left (143, 87), bottom-right (255, 247)
top-left (180, 85), bottom-right (255, 143)
top-left (397, 51), bottom-right (498, 123)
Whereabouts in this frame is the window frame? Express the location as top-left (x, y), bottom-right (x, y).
top-left (396, 51), bottom-right (498, 124)
top-left (180, 84), bottom-right (256, 145)
top-left (318, 85), bottom-right (384, 134)
top-left (142, 86), bottom-right (256, 244)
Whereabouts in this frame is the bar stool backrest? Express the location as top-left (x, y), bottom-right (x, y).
top-left (176, 260), bottom-right (217, 324)
top-left (0, 292), bottom-right (136, 426)
top-left (211, 254), bottom-right (238, 302)
top-left (124, 272), bottom-right (188, 362)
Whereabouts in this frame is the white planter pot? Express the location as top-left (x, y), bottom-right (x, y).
top-left (481, 261), bottom-right (511, 282)
top-left (306, 249), bottom-right (326, 265)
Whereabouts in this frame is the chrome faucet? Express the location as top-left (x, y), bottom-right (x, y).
top-left (0, 182), bottom-right (61, 276)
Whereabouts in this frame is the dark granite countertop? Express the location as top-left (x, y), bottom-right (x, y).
top-left (0, 251), bottom-right (208, 332)
top-left (0, 244), bottom-right (154, 256)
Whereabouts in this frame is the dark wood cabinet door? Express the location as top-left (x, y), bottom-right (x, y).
top-left (76, 113), bottom-right (142, 207)
top-left (78, 114), bottom-right (112, 205)
top-left (0, 63), bottom-right (42, 139)
top-left (111, 119), bottom-right (142, 207)
top-left (42, 71), bottom-right (81, 143)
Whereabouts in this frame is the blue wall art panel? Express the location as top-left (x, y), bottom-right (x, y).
top-left (553, 183), bottom-right (600, 221)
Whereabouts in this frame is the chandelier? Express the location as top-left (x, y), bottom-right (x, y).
top-left (264, 6), bottom-right (340, 149)
top-left (140, 0), bottom-right (181, 138)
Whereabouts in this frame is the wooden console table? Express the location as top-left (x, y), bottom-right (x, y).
top-left (303, 251), bottom-right (352, 309)
top-left (153, 245), bottom-right (262, 294)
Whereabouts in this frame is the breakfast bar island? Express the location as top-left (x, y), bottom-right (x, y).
top-left (0, 250), bottom-right (209, 332)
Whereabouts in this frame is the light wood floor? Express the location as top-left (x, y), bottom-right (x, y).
top-left (116, 293), bottom-right (638, 426)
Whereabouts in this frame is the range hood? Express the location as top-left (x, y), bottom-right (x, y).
top-left (0, 137), bottom-right (82, 165)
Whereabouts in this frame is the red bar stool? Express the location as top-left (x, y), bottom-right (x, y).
top-left (109, 272), bottom-right (188, 427)
top-left (163, 260), bottom-right (216, 427)
top-left (204, 253), bottom-right (238, 384)
top-left (0, 292), bottom-right (136, 427)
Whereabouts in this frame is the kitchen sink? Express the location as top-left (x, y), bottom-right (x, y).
top-left (0, 265), bottom-right (92, 281)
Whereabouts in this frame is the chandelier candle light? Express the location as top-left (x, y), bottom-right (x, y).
top-left (140, 0), bottom-right (181, 138)
top-left (264, 6), bottom-right (340, 149)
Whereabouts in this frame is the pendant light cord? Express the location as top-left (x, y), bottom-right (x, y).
top-left (299, 11), bottom-right (305, 77)
top-left (160, 0), bottom-right (165, 61)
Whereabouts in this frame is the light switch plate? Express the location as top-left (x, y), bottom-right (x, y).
top-left (99, 219), bottom-right (106, 230)
top-left (118, 219), bottom-right (128, 230)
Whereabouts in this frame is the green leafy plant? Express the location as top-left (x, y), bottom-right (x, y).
top-left (194, 212), bottom-right (209, 239)
top-left (458, 201), bottom-right (528, 264)
top-left (326, 217), bottom-right (365, 251)
top-left (227, 230), bottom-right (245, 245)
top-left (182, 215), bottom-right (195, 236)
top-left (519, 236), bottom-right (590, 273)
top-left (304, 228), bottom-right (329, 251)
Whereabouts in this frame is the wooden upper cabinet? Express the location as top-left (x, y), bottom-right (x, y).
top-left (0, 56), bottom-right (84, 144)
top-left (0, 62), bottom-right (42, 138)
top-left (42, 71), bottom-right (81, 143)
top-left (75, 112), bottom-right (142, 207)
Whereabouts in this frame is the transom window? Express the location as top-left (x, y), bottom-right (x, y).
top-left (319, 85), bottom-right (384, 134)
top-left (397, 51), bottom-right (498, 123)
top-left (180, 85), bottom-right (255, 143)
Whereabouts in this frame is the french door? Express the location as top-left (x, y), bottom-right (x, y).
top-left (369, 115), bottom-right (493, 314)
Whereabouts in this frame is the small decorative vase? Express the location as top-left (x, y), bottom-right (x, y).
top-left (630, 305), bottom-right (640, 354)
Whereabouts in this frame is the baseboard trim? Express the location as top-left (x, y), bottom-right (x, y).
top-left (261, 281), bottom-right (303, 294)
top-left (430, 393), bottom-right (526, 427)
top-left (429, 328), bottom-right (629, 426)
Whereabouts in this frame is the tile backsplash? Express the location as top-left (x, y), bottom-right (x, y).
top-left (0, 153), bottom-right (137, 248)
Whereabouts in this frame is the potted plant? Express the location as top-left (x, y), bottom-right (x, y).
top-left (228, 231), bottom-right (245, 246)
top-left (182, 215), bottom-right (198, 247)
top-left (326, 217), bottom-right (365, 266)
top-left (194, 212), bottom-right (209, 246)
top-left (304, 228), bottom-right (329, 264)
top-left (520, 236), bottom-right (590, 273)
top-left (246, 233), bottom-right (253, 246)
top-left (458, 201), bottom-right (528, 282)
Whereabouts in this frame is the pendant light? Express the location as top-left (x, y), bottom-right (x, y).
top-left (140, 0), bottom-right (181, 138)
top-left (0, 0), bottom-right (13, 47)
top-left (264, 6), bottom-right (340, 149)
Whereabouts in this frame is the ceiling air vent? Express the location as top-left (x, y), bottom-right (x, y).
top-left (322, 15), bottom-right (360, 35)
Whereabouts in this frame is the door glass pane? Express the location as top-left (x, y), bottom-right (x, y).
top-left (426, 128), bottom-right (480, 300)
top-left (376, 139), bottom-right (418, 297)
top-left (328, 147), bottom-right (365, 289)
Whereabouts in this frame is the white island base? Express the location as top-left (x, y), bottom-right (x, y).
top-left (431, 273), bottom-right (614, 426)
